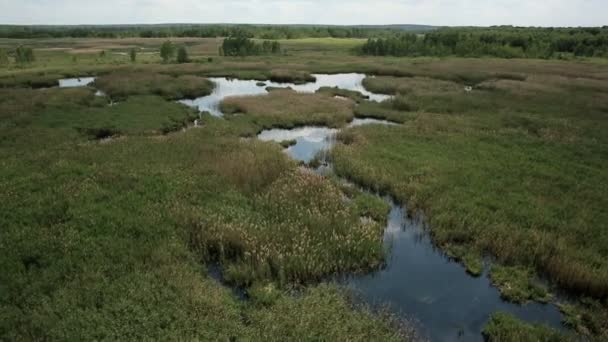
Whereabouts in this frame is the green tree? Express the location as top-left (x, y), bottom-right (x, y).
top-left (15, 46), bottom-right (35, 64)
top-left (129, 48), bottom-right (137, 62)
top-left (176, 46), bottom-right (189, 63)
top-left (160, 41), bottom-right (175, 63)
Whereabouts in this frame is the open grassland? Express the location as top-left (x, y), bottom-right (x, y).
top-left (1, 37), bottom-right (607, 340)
top-left (0, 83), bottom-right (410, 340)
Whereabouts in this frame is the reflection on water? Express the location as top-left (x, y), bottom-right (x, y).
top-left (258, 127), bottom-right (338, 163)
top-left (179, 73), bottom-right (392, 116)
top-left (341, 200), bottom-right (565, 342)
top-left (59, 77), bottom-right (95, 88)
top-left (257, 118), bottom-right (395, 163)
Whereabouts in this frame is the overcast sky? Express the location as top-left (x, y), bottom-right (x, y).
top-left (0, 0), bottom-right (606, 27)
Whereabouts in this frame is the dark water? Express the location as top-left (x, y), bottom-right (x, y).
top-left (341, 201), bottom-right (564, 342)
top-left (58, 77), bottom-right (95, 88)
top-left (179, 73), bottom-right (392, 116)
top-left (255, 123), bottom-right (566, 342)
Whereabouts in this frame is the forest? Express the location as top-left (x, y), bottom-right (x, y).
top-left (0, 24), bottom-right (434, 40)
top-left (220, 36), bottom-right (282, 56)
top-left (359, 27), bottom-right (608, 58)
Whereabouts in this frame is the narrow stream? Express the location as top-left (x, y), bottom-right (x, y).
top-left (256, 121), bottom-right (566, 341)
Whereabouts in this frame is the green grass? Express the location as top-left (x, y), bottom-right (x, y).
top-left (317, 86), bottom-right (370, 102)
top-left (2, 37), bottom-right (608, 341)
top-left (0, 87), bottom-right (199, 139)
top-left (244, 284), bottom-right (415, 341)
top-left (0, 73), bottom-right (403, 340)
top-left (94, 71), bottom-right (214, 100)
top-left (191, 169), bottom-right (386, 286)
top-left (559, 300), bottom-right (608, 338)
top-left (268, 69), bottom-right (316, 84)
top-left (221, 90), bottom-right (356, 129)
top-left (483, 312), bottom-right (572, 342)
top-left (490, 266), bottom-right (552, 304)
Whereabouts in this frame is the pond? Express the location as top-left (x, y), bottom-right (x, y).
top-left (256, 121), bottom-right (567, 342)
top-left (179, 73), bottom-right (392, 116)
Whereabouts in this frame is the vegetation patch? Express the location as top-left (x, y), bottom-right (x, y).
top-left (279, 139), bottom-right (297, 148)
top-left (362, 76), bottom-right (462, 95)
top-left (483, 312), bottom-right (572, 342)
top-left (559, 300), bottom-right (608, 338)
top-left (490, 265), bottom-right (552, 304)
top-left (244, 284), bottom-right (415, 341)
top-left (221, 90), bottom-right (355, 128)
top-left (268, 69), bottom-right (316, 84)
top-left (354, 101), bottom-right (415, 123)
top-left (94, 72), bottom-right (214, 100)
top-left (316, 86), bottom-right (369, 102)
top-left (190, 170), bottom-right (386, 286)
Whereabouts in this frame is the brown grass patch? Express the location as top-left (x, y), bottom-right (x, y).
top-left (221, 90), bottom-right (355, 128)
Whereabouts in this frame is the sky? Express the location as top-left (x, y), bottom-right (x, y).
top-left (0, 0), bottom-right (606, 27)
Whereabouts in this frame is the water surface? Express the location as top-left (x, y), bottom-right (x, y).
top-left (179, 73), bottom-right (392, 116)
top-left (258, 126), bottom-right (338, 163)
top-left (341, 200), bottom-right (564, 342)
top-left (59, 77), bottom-right (95, 88)
top-left (348, 118), bottom-right (398, 127)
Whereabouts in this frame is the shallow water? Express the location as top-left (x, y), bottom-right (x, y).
top-left (179, 73), bottom-right (392, 116)
top-left (256, 123), bottom-right (566, 341)
top-left (258, 126), bottom-right (338, 163)
top-left (341, 201), bottom-right (564, 342)
top-left (348, 117), bottom-right (398, 127)
top-left (59, 77), bottom-right (95, 88)
top-left (257, 118), bottom-right (395, 162)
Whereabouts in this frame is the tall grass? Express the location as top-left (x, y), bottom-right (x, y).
top-left (332, 66), bottom-right (608, 338)
top-left (2, 36), bottom-right (608, 341)
top-left (221, 90), bottom-right (356, 129)
top-left (483, 312), bottom-right (573, 342)
top-left (0, 96), bottom-right (403, 340)
top-left (190, 170), bottom-right (386, 286)
top-left (94, 71), bottom-right (214, 100)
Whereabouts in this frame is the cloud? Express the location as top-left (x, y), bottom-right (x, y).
top-left (0, 0), bottom-right (606, 26)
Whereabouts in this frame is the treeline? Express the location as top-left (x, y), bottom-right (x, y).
top-left (359, 27), bottom-right (608, 58)
top-left (0, 24), bottom-right (433, 40)
top-left (220, 37), bottom-right (281, 56)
